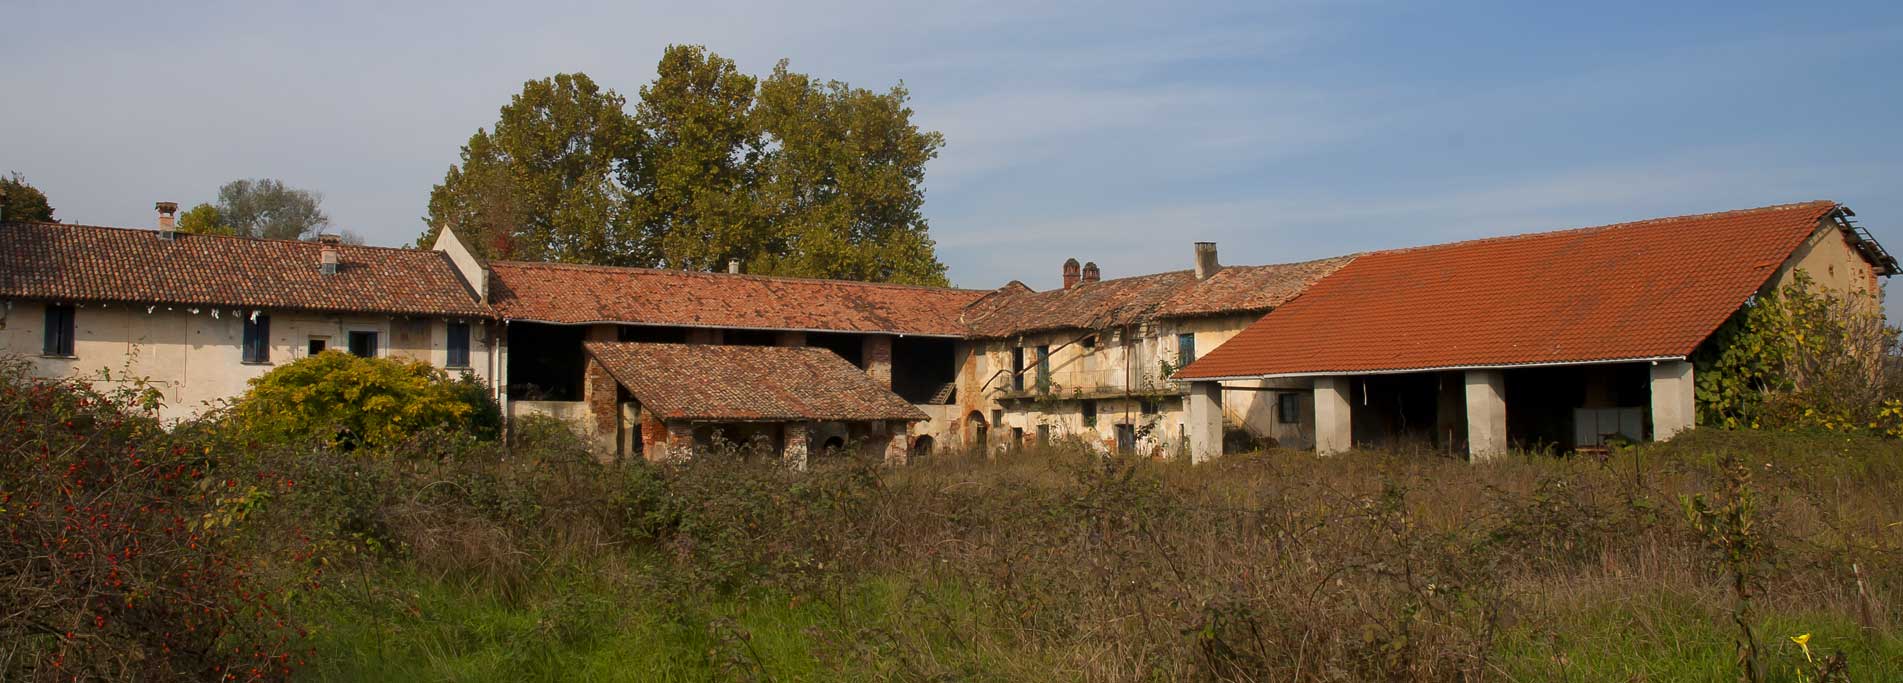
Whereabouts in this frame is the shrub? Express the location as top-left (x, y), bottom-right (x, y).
top-left (227, 351), bottom-right (500, 452)
top-left (0, 358), bottom-right (313, 681)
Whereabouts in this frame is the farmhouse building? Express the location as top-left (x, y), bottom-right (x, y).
top-left (0, 199), bottom-right (1890, 463)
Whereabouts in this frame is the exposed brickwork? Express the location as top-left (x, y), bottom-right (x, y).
top-left (640, 409), bottom-right (667, 461)
top-left (0, 221), bottom-right (488, 317)
top-left (584, 357), bottom-right (617, 435)
top-left (861, 335), bottom-right (893, 388)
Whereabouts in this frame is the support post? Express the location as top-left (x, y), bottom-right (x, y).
top-left (1650, 360), bottom-right (1696, 441)
top-left (862, 334), bottom-right (893, 388)
top-left (782, 422), bottom-right (810, 471)
top-left (1313, 376), bottom-right (1352, 455)
top-left (1464, 369), bottom-right (1507, 462)
top-left (884, 422), bottom-right (910, 466)
top-left (1186, 381), bottom-right (1224, 464)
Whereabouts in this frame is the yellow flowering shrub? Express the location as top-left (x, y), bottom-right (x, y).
top-left (230, 351), bottom-right (499, 452)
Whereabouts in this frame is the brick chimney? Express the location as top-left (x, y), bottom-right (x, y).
top-left (1081, 261), bottom-right (1100, 284)
top-left (1062, 258), bottom-right (1081, 289)
top-left (318, 233), bottom-right (341, 275)
top-left (155, 201), bottom-right (178, 240)
top-left (1193, 242), bottom-right (1220, 280)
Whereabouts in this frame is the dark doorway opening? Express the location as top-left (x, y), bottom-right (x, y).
top-left (507, 323), bottom-right (587, 400)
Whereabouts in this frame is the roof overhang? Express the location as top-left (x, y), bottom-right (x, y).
top-left (505, 316), bottom-right (966, 338)
top-left (1174, 355), bottom-right (1688, 382)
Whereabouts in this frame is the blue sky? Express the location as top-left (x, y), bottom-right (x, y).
top-left (5, 1), bottom-right (1901, 311)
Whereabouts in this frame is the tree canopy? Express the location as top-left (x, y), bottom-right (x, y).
top-left (179, 178), bottom-right (331, 240)
top-left (419, 45), bottom-right (948, 286)
top-left (0, 172), bottom-right (56, 223)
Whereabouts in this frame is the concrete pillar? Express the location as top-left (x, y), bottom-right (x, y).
top-left (884, 423), bottom-right (910, 466)
top-left (1650, 360), bottom-right (1696, 441)
top-left (1185, 381), bottom-right (1223, 464)
top-left (1464, 370), bottom-right (1507, 462)
top-left (774, 331), bottom-right (807, 347)
top-left (862, 334), bottom-right (893, 388)
top-left (1314, 376), bottom-right (1352, 455)
top-left (781, 422), bottom-right (810, 471)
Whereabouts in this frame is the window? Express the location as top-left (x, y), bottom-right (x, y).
top-left (446, 322), bottom-right (471, 368)
top-left (1081, 400), bottom-right (1098, 428)
top-left (1010, 427), bottom-right (1024, 450)
top-left (308, 337), bottom-right (328, 356)
top-left (1115, 424), bottom-right (1136, 454)
top-left (1277, 393), bottom-right (1301, 424)
top-left (1036, 424), bottom-right (1050, 446)
top-left (1140, 399), bottom-right (1158, 415)
top-left (242, 313), bottom-right (271, 363)
top-left (1011, 347), bottom-right (1025, 391)
top-left (42, 304), bottom-right (75, 357)
top-left (1177, 333), bottom-right (1196, 366)
top-left (1081, 335), bottom-right (1097, 351)
top-left (1035, 345), bottom-right (1051, 392)
top-left (347, 331), bottom-right (379, 358)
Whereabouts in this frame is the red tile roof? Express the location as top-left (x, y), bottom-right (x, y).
top-left (491, 261), bottom-right (985, 336)
top-left (583, 341), bottom-right (927, 422)
top-left (1175, 201), bottom-right (1846, 379)
top-left (962, 257), bottom-right (1352, 338)
top-left (0, 222), bottom-right (488, 317)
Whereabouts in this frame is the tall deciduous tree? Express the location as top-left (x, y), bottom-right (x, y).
top-left (212, 178), bottom-right (330, 240)
top-left (420, 46), bottom-right (950, 286)
top-left (748, 62), bottom-right (947, 285)
top-left (419, 73), bottom-right (640, 264)
top-left (0, 172), bottom-right (56, 223)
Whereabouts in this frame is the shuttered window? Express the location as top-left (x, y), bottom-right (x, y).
top-left (447, 322), bottom-right (471, 368)
top-left (42, 305), bottom-right (75, 357)
top-left (242, 314), bottom-right (271, 363)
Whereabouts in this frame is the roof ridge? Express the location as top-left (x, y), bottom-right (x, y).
top-left (490, 259), bottom-right (987, 293)
top-left (0, 220), bottom-right (431, 256)
top-left (1368, 200), bottom-right (1838, 258)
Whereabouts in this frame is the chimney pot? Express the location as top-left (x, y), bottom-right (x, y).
top-left (1193, 242), bottom-right (1220, 280)
top-left (155, 201), bottom-right (178, 240)
top-left (1062, 258), bottom-right (1081, 289)
top-left (1081, 261), bottom-right (1100, 283)
top-left (317, 233), bottom-right (342, 246)
top-left (727, 258), bottom-right (741, 274)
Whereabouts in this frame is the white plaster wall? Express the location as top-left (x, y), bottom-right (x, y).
top-left (1766, 221), bottom-right (1884, 298)
top-left (0, 300), bottom-right (494, 422)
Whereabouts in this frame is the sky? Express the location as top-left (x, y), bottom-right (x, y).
top-left (5, 1), bottom-right (1901, 313)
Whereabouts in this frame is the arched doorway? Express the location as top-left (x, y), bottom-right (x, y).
top-left (965, 411), bottom-right (988, 451)
top-left (911, 435), bottom-right (935, 460)
top-left (820, 436), bottom-right (846, 457)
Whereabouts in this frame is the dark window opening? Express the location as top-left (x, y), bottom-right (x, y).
top-left (1081, 335), bottom-right (1097, 350)
top-left (1115, 424), bottom-right (1136, 454)
top-left (1011, 347), bottom-right (1026, 391)
top-left (347, 331), bottom-right (378, 358)
top-left (618, 325), bottom-right (689, 343)
top-left (808, 332), bottom-right (865, 367)
top-left (42, 304), bottom-right (75, 357)
top-left (1177, 333), bottom-right (1196, 366)
top-left (446, 322), bottom-right (471, 368)
top-left (1035, 345), bottom-right (1051, 392)
top-left (308, 338), bottom-right (328, 356)
top-left (242, 314), bottom-right (271, 363)
top-left (1036, 424), bottom-right (1051, 446)
top-left (1082, 400), bottom-right (1098, 427)
top-left (1140, 399), bottom-right (1158, 415)
top-left (1010, 427), bottom-right (1024, 450)
top-left (893, 336), bottom-right (956, 404)
top-left (1277, 393), bottom-right (1301, 425)
top-left (506, 323), bottom-right (586, 400)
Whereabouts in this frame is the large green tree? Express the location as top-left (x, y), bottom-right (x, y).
top-left (419, 73), bottom-right (639, 264)
top-left (180, 178), bottom-right (330, 239)
top-left (420, 46), bottom-right (949, 286)
top-left (0, 172), bottom-right (56, 222)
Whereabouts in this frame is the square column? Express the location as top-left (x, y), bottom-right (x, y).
top-left (1185, 381), bottom-right (1223, 464)
top-left (1465, 370), bottom-right (1507, 462)
top-left (862, 334), bottom-right (893, 388)
top-left (781, 422), bottom-right (811, 471)
top-left (884, 423), bottom-right (910, 466)
top-left (1650, 360), bottom-right (1696, 441)
top-left (1313, 376), bottom-right (1352, 455)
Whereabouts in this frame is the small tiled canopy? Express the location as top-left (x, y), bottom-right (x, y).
top-left (583, 342), bottom-right (928, 423)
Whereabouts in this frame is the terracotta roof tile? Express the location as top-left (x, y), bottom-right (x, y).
top-left (584, 341), bottom-right (927, 422)
top-left (0, 222), bottom-right (488, 317)
top-left (1175, 201), bottom-right (1845, 379)
top-left (963, 257), bottom-right (1351, 338)
top-left (491, 261), bottom-right (985, 336)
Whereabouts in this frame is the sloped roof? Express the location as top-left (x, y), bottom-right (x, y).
top-left (962, 257), bottom-right (1352, 338)
top-left (491, 261), bottom-right (985, 336)
top-left (583, 341), bottom-right (927, 422)
top-left (0, 222), bottom-right (488, 317)
top-left (1175, 201), bottom-right (1847, 379)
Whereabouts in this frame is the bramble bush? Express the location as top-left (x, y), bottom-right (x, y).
top-left (225, 351), bottom-right (500, 452)
top-left (0, 359), bottom-right (317, 681)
